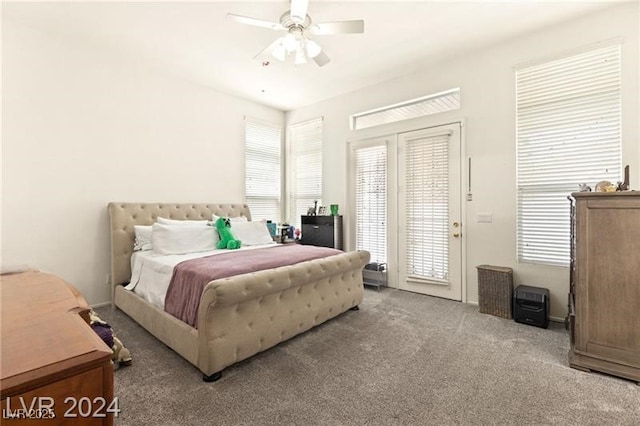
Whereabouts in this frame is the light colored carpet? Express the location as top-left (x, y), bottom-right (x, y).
top-left (95, 288), bottom-right (640, 425)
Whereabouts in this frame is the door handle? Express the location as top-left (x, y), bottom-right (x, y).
top-left (453, 221), bottom-right (460, 238)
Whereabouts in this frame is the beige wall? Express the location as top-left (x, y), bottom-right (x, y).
top-left (1, 19), bottom-right (284, 304)
top-left (286, 3), bottom-right (639, 319)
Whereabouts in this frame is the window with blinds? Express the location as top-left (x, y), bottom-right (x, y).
top-left (405, 133), bottom-right (450, 281)
top-left (354, 144), bottom-right (387, 265)
top-left (516, 44), bottom-right (621, 266)
top-left (245, 118), bottom-right (282, 221)
top-left (351, 88), bottom-right (460, 131)
top-left (288, 118), bottom-right (323, 227)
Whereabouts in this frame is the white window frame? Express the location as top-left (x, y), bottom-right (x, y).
top-left (352, 142), bottom-right (388, 266)
top-left (245, 117), bottom-right (283, 222)
top-left (287, 117), bottom-right (323, 227)
top-left (516, 44), bottom-right (622, 266)
top-left (350, 88), bottom-right (460, 131)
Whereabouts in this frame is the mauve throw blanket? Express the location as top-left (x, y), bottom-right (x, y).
top-left (164, 244), bottom-right (342, 328)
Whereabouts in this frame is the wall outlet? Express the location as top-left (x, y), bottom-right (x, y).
top-left (105, 274), bottom-right (111, 286)
top-left (477, 213), bottom-right (493, 223)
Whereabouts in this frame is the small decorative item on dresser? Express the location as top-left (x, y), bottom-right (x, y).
top-left (616, 164), bottom-right (630, 191)
top-left (318, 206), bottom-right (327, 215)
top-left (307, 200), bottom-right (319, 216)
top-left (578, 183), bottom-right (591, 192)
top-left (330, 204), bottom-right (339, 215)
top-left (595, 180), bottom-right (617, 192)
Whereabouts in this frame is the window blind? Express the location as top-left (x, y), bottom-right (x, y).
top-left (354, 144), bottom-right (387, 265)
top-left (405, 133), bottom-right (450, 281)
top-left (351, 89), bottom-right (460, 130)
top-left (288, 118), bottom-right (323, 226)
top-left (516, 44), bottom-right (621, 266)
top-left (245, 119), bottom-right (282, 221)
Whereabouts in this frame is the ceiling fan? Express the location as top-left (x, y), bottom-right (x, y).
top-left (227, 0), bottom-right (364, 67)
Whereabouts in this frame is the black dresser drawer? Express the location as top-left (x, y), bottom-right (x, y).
top-left (300, 215), bottom-right (343, 249)
top-left (301, 215), bottom-right (335, 226)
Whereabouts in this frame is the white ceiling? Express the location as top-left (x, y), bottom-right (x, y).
top-left (2, 1), bottom-right (624, 111)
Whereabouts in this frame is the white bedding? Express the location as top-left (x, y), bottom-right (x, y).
top-left (127, 242), bottom-right (278, 309)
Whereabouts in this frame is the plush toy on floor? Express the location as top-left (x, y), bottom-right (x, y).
top-left (215, 217), bottom-right (242, 250)
top-left (89, 310), bottom-right (132, 367)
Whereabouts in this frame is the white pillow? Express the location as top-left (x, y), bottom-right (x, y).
top-left (231, 221), bottom-right (274, 246)
top-left (157, 217), bottom-right (210, 226)
top-left (151, 223), bottom-right (219, 255)
top-left (134, 225), bottom-right (153, 251)
top-left (212, 214), bottom-right (248, 223)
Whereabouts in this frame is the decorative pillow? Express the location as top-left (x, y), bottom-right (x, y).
top-left (151, 223), bottom-right (219, 255)
top-left (212, 214), bottom-right (248, 223)
top-left (157, 217), bottom-right (210, 226)
top-left (133, 225), bottom-right (153, 251)
top-left (231, 221), bottom-right (274, 246)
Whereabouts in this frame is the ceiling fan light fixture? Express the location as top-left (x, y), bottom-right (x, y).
top-left (305, 39), bottom-right (322, 59)
top-left (282, 33), bottom-right (298, 52)
top-left (294, 48), bottom-right (307, 65)
top-left (232, 0), bottom-right (363, 67)
top-left (272, 44), bottom-right (287, 61)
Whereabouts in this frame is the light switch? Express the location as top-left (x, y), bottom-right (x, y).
top-left (477, 213), bottom-right (493, 223)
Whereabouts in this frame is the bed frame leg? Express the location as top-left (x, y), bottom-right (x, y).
top-left (203, 371), bottom-right (222, 382)
top-left (350, 305), bottom-right (360, 311)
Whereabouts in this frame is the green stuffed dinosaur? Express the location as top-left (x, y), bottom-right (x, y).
top-left (215, 217), bottom-right (242, 250)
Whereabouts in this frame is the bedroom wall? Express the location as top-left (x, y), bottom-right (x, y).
top-left (286, 3), bottom-right (639, 319)
top-left (1, 19), bottom-right (284, 305)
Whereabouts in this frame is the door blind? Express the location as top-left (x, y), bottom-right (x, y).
top-left (288, 118), bottom-right (323, 226)
top-left (355, 144), bottom-right (387, 264)
top-left (245, 118), bottom-right (282, 221)
top-left (516, 44), bottom-right (621, 266)
top-left (405, 133), bottom-right (450, 281)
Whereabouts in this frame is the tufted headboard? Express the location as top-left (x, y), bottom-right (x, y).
top-left (107, 203), bottom-right (251, 290)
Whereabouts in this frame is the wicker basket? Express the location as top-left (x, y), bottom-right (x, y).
top-left (476, 265), bottom-right (513, 319)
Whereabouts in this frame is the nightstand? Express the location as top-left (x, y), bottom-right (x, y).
top-left (300, 215), bottom-right (343, 249)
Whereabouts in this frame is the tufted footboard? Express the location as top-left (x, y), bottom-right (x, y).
top-left (197, 250), bottom-right (370, 377)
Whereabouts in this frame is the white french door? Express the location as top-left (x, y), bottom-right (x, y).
top-left (398, 123), bottom-right (462, 300)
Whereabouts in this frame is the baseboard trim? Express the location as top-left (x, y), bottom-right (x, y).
top-left (91, 301), bottom-right (111, 309)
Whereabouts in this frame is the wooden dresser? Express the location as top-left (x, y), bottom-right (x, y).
top-left (0, 271), bottom-right (114, 424)
top-left (568, 192), bottom-right (640, 383)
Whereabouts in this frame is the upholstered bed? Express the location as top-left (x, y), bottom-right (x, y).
top-left (108, 203), bottom-right (369, 381)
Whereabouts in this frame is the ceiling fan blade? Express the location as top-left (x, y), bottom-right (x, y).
top-left (290, 0), bottom-right (309, 24)
top-left (313, 50), bottom-right (331, 67)
top-left (310, 20), bottom-right (364, 35)
top-left (227, 13), bottom-right (284, 31)
top-left (253, 37), bottom-right (285, 61)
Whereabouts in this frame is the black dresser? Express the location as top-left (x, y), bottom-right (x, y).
top-left (300, 215), bottom-right (343, 249)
